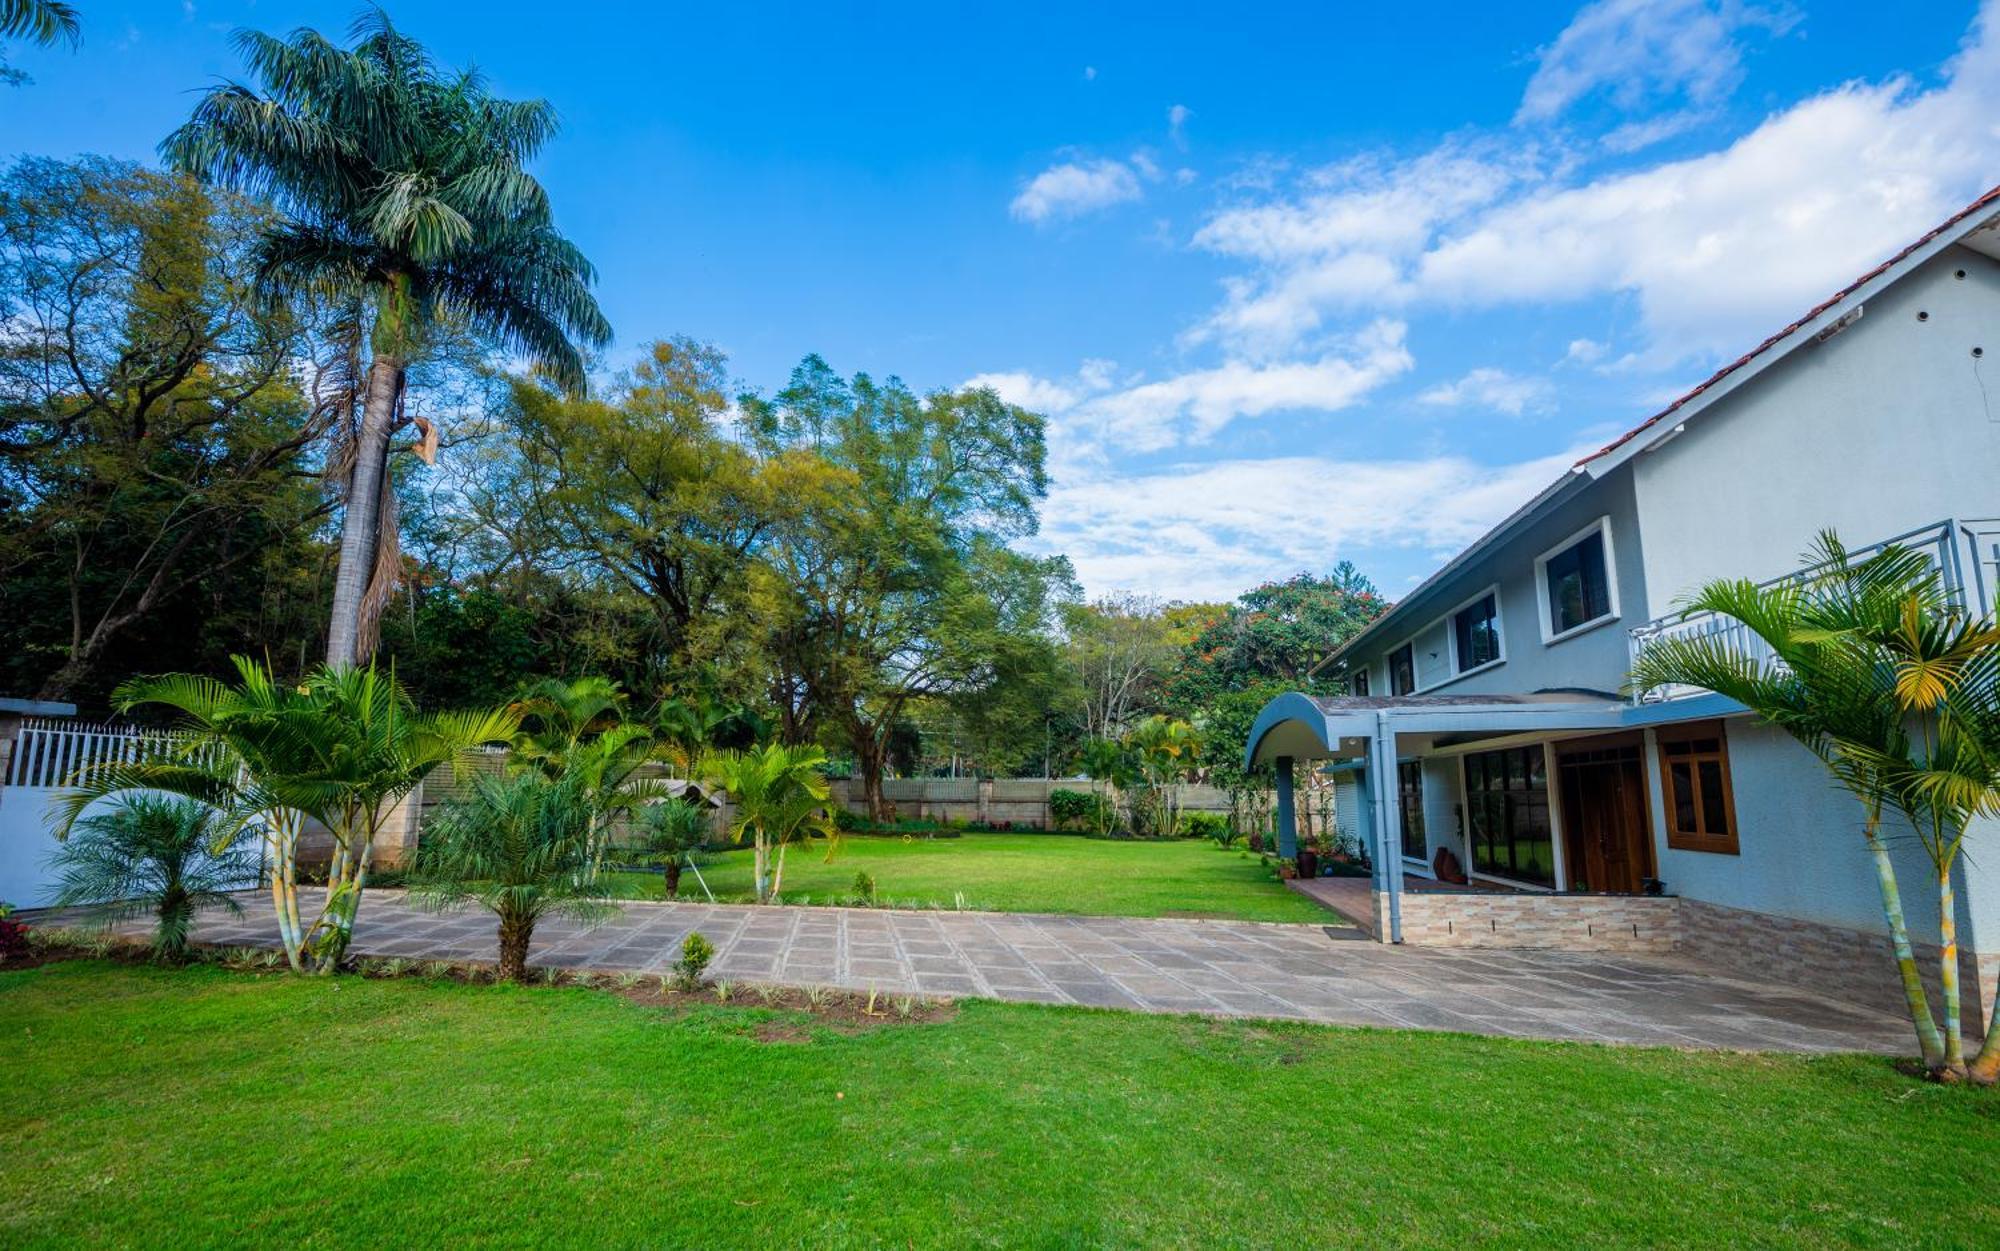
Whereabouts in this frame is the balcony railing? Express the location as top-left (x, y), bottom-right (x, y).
top-left (1627, 518), bottom-right (2000, 703)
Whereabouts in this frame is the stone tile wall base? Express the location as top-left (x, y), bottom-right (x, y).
top-left (1375, 886), bottom-right (1997, 1029)
top-left (1679, 896), bottom-right (1996, 1032)
top-left (1381, 890), bottom-right (1679, 953)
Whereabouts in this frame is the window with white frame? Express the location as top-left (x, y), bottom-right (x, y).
top-left (1536, 518), bottom-right (1618, 641)
top-left (1451, 591), bottom-right (1502, 673)
top-left (1350, 667), bottom-right (1370, 697)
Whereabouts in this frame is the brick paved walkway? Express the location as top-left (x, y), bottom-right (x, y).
top-left (61, 890), bottom-right (1918, 1053)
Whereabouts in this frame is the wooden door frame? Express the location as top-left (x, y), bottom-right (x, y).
top-left (1552, 731), bottom-right (1656, 893)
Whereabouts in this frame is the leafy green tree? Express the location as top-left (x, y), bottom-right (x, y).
top-left (162, 9), bottom-right (610, 667)
top-left (1167, 564), bottom-right (1387, 711)
top-left (744, 357), bottom-right (1064, 815)
top-left (58, 657), bottom-right (515, 973)
top-left (409, 770), bottom-right (616, 981)
top-left (50, 795), bottom-right (260, 960)
top-left (503, 339), bottom-right (799, 686)
top-left (1062, 595), bottom-right (1181, 740)
top-left (698, 742), bottom-right (836, 902)
top-left (0, 157), bottom-right (332, 703)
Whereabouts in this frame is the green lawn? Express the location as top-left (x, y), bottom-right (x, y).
top-left (3, 962), bottom-right (1994, 1248)
top-left (608, 832), bottom-right (1335, 923)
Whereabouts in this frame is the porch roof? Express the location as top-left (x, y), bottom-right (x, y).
top-left (1242, 688), bottom-right (1745, 768)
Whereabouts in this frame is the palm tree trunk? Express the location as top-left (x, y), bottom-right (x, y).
top-left (771, 840), bottom-right (790, 898)
top-left (498, 911), bottom-right (533, 982)
top-left (1940, 865), bottom-right (1965, 1075)
top-left (1865, 826), bottom-right (1945, 1068)
top-left (664, 859), bottom-right (683, 899)
top-left (267, 809), bottom-right (305, 971)
top-left (326, 353), bottom-right (404, 667)
top-left (753, 833), bottom-right (769, 903)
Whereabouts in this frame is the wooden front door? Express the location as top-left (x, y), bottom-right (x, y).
top-left (1555, 737), bottom-right (1654, 894)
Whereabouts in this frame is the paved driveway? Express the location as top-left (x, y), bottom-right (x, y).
top-left (73, 889), bottom-right (1919, 1054)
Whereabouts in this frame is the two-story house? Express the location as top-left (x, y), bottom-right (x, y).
top-left (1245, 185), bottom-right (2000, 1028)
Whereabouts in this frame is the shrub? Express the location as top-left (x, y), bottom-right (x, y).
top-left (674, 931), bottom-right (715, 991)
top-left (852, 870), bottom-right (877, 903)
top-left (1048, 788), bottom-right (1110, 833)
top-left (0, 903), bottom-right (28, 962)
top-left (1184, 812), bottom-right (1232, 844)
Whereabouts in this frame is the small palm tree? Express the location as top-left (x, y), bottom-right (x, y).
top-left (50, 796), bottom-right (261, 960)
top-left (1628, 532), bottom-right (1981, 1072)
top-left (407, 771), bottom-right (616, 982)
top-left (1124, 716), bottom-right (1202, 838)
top-left (698, 744), bottom-right (836, 902)
top-left (161, 10), bottom-right (611, 665)
top-left (635, 798), bottom-right (711, 899)
top-left (58, 656), bottom-right (516, 973)
top-left (510, 676), bottom-right (664, 877)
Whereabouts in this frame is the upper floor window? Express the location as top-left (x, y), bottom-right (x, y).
top-left (1350, 668), bottom-right (1370, 697)
top-left (1388, 644), bottom-right (1415, 696)
top-left (1451, 592), bottom-right (1502, 672)
top-left (1536, 518), bottom-right (1618, 641)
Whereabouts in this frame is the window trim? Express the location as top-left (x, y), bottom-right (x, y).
top-left (1349, 666), bottom-right (1370, 697)
top-left (1533, 516), bottom-right (1620, 644)
top-left (1655, 719), bottom-right (1740, 855)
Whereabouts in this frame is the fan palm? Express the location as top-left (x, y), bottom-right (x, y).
top-left (1628, 533), bottom-right (1973, 1071)
top-left (408, 770), bottom-right (616, 981)
top-left (160, 9), bottom-right (611, 666)
top-left (50, 795), bottom-right (261, 960)
top-left (698, 743), bottom-right (836, 902)
top-left (56, 656), bottom-right (516, 973)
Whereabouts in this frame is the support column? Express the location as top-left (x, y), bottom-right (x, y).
top-left (1274, 756), bottom-right (1298, 860)
top-left (1368, 717), bottom-right (1405, 943)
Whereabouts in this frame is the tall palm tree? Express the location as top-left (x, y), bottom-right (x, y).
top-left (57, 657), bottom-right (516, 973)
top-left (698, 743), bottom-right (836, 902)
top-left (51, 795), bottom-right (261, 960)
top-left (408, 770), bottom-right (615, 981)
top-left (1, 0), bottom-right (80, 45)
top-left (160, 9), bottom-right (611, 665)
top-left (1628, 534), bottom-right (1967, 1071)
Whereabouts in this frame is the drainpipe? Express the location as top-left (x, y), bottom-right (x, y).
top-left (1371, 711), bottom-right (1404, 944)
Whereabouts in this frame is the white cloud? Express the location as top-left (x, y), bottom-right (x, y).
top-left (1168, 103), bottom-right (1193, 148)
top-left (1187, 0), bottom-right (2000, 364)
top-left (1010, 158), bottom-right (1147, 223)
top-left (1562, 338), bottom-right (1608, 365)
top-left (1517, 0), bottom-right (1799, 125)
top-left (1084, 66), bottom-right (1097, 81)
top-left (1036, 446), bottom-right (1589, 599)
top-left (1418, 368), bottom-right (1554, 416)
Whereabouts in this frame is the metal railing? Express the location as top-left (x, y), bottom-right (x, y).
top-left (1628, 518), bottom-right (2000, 703)
top-left (3, 721), bottom-right (209, 789)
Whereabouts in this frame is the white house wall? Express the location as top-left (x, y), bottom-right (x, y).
top-left (1630, 246), bottom-right (2000, 605)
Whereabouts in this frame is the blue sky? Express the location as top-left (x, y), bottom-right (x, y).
top-left (6, 0), bottom-right (1998, 601)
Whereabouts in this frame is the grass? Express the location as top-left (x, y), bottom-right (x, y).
top-left (607, 832), bottom-right (1333, 923)
top-left (4, 961), bottom-right (1997, 1248)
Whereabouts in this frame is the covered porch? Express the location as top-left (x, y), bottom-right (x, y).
top-left (1244, 690), bottom-right (1737, 946)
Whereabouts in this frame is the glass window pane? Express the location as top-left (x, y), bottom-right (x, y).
top-left (1547, 529), bottom-right (1610, 633)
top-left (1698, 759), bottom-right (1729, 837)
top-left (1670, 761), bottom-right (1696, 832)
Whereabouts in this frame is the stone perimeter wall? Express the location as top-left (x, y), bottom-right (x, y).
top-left (1375, 887), bottom-right (1998, 1026)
